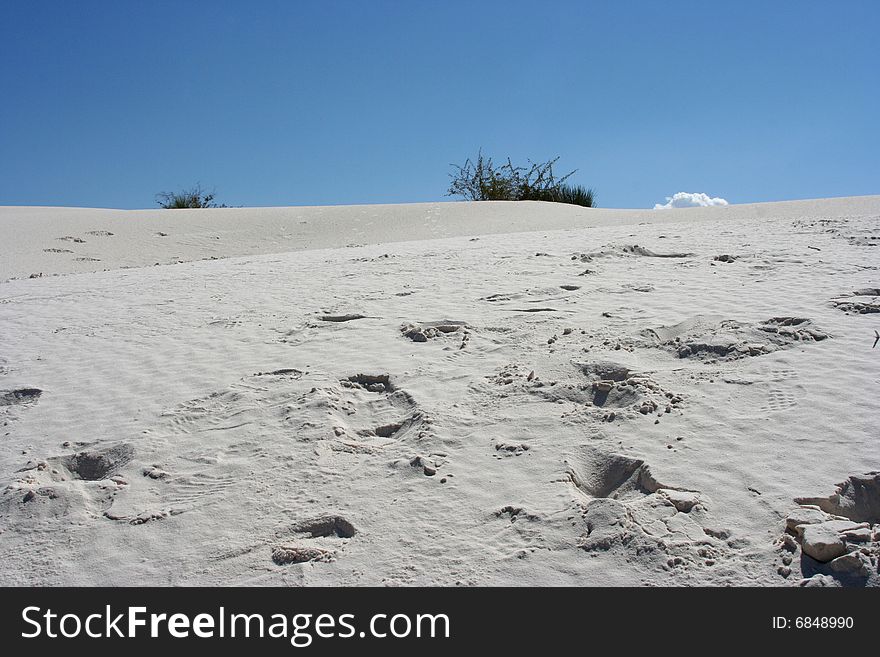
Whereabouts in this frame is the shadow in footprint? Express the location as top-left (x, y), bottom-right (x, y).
top-left (61, 443), bottom-right (135, 481)
top-left (1, 388), bottom-right (42, 406)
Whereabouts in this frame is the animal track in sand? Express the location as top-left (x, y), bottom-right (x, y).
top-left (641, 315), bottom-right (829, 361)
top-left (85, 230), bottom-right (113, 236)
top-left (562, 447), bottom-right (737, 576)
top-left (57, 236), bottom-right (85, 243)
top-left (43, 248), bottom-right (73, 254)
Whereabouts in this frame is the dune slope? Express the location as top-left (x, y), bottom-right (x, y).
top-left (0, 197), bottom-right (878, 586)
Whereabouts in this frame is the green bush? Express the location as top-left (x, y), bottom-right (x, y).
top-left (550, 184), bottom-right (595, 208)
top-left (155, 184), bottom-right (226, 209)
top-left (447, 151), bottom-right (594, 207)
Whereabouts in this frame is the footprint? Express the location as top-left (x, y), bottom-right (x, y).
top-left (401, 320), bottom-right (469, 346)
top-left (759, 389), bottom-right (798, 413)
top-left (4, 444), bottom-right (135, 526)
top-left (1, 388), bottom-right (42, 406)
top-left (254, 368), bottom-right (304, 378)
top-left (56, 443), bottom-right (135, 481)
top-left (105, 467), bottom-right (235, 525)
top-left (768, 368), bottom-right (798, 382)
top-left (272, 515), bottom-right (357, 565)
top-left (642, 315), bottom-right (829, 361)
top-left (830, 288), bottom-right (880, 315)
top-left (565, 448), bottom-right (661, 500)
top-left (621, 244), bottom-right (694, 258)
top-left (561, 446), bottom-right (737, 577)
top-left (320, 313), bottom-right (368, 322)
top-left (332, 374), bottom-right (424, 445)
top-left (290, 515), bottom-right (357, 539)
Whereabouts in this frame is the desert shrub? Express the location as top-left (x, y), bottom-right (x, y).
top-left (550, 184), bottom-right (595, 207)
top-left (155, 184), bottom-right (226, 209)
top-left (447, 151), bottom-right (594, 206)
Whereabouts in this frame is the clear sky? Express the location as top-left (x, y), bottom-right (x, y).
top-left (1, 1), bottom-right (877, 209)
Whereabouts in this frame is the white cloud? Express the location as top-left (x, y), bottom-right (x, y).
top-left (654, 192), bottom-right (729, 209)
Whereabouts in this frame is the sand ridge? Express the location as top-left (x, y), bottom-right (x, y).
top-left (3, 195), bottom-right (879, 281)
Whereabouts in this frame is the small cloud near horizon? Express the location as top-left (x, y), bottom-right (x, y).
top-left (654, 192), bottom-right (729, 209)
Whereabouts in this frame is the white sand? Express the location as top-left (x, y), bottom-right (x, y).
top-left (1, 197), bottom-right (878, 586)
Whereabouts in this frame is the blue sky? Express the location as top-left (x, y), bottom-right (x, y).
top-left (1, 1), bottom-right (877, 209)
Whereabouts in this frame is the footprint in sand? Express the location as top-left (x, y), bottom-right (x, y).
top-left (272, 515), bottom-right (357, 565)
top-left (401, 320), bottom-right (470, 348)
top-left (2, 442), bottom-right (135, 526)
top-left (621, 244), bottom-right (695, 258)
top-left (488, 505), bottom-right (546, 557)
top-left (641, 315), bottom-right (828, 361)
top-left (320, 313), bottom-right (369, 322)
top-left (329, 374), bottom-right (426, 448)
top-left (57, 443), bottom-right (135, 481)
top-left (758, 389), bottom-right (798, 413)
top-left (105, 464), bottom-right (236, 526)
top-left (562, 447), bottom-right (736, 575)
top-left (1, 388), bottom-right (42, 407)
top-left (480, 362), bottom-right (681, 422)
top-left (1, 388), bottom-right (44, 425)
top-left (830, 288), bottom-right (880, 315)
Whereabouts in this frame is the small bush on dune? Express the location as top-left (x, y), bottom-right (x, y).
top-left (447, 150), bottom-right (595, 207)
top-left (155, 184), bottom-right (227, 209)
top-left (550, 184), bottom-right (595, 208)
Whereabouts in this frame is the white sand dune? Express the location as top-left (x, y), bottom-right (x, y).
top-left (1, 196), bottom-right (878, 586)
top-left (3, 196), bottom-right (879, 281)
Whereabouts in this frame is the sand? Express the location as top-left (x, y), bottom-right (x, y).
top-left (0, 197), bottom-right (878, 586)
